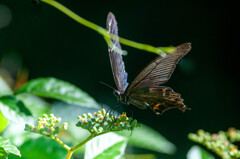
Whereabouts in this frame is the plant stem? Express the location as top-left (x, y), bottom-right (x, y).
top-left (40, 0), bottom-right (175, 55)
top-left (66, 151), bottom-right (73, 159)
top-left (29, 131), bottom-right (71, 151)
top-left (54, 137), bottom-right (71, 151)
top-left (66, 134), bottom-right (94, 159)
top-left (65, 131), bottom-right (117, 159)
top-left (71, 134), bottom-right (94, 152)
top-left (41, 0), bottom-right (105, 34)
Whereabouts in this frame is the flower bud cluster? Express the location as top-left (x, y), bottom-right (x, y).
top-left (189, 128), bottom-right (240, 159)
top-left (76, 109), bottom-right (141, 135)
top-left (25, 114), bottom-right (68, 137)
top-left (228, 128), bottom-right (240, 142)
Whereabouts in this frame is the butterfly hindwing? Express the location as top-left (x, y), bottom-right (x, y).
top-left (107, 12), bottom-right (128, 93)
top-left (128, 87), bottom-right (186, 114)
top-left (126, 43), bottom-right (191, 92)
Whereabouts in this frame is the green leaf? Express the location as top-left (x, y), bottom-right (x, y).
top-left (0, 96), bottom-right (31, 115)
top-left (0, 111), bottom-right (8, 132)
top-left (0, 76), bottom-right (12, 97)
top-left (0, 137), bottom-right (21, 158)
top-left (2, 121), bottom-right (35, 147)
top-left (124, 154), bottom-right (156, 159)
top-left (187, 145), bottom-right (215, 159)
top-left (19, 137), bottom-right (67, 159)
top-left (0, 147), bottom-right (7, 159)
top-left (15, 77), bottom-right (99, 108)
top-left (16, 94), bottom-right (50, 117)
top-left (116, 124), bottom-right (176, 154)
top-left (85, 132), bottom-right (127, 159)
top-left (0, 95), bottom-right (32, 122)
top-left (51, 101), bottom-right (99, 123)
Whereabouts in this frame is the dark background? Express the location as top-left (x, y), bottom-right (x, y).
top-left (0, 0), bottom-right (239, 158)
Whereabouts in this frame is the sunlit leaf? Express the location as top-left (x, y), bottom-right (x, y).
top-left (0, 96), bottom-right (31, 115)
top-left (0, 76), bottom-right (12, 97)
top-left (19, 137), bottom-right (67, 159)
top-left (85, 132), bottom-right (127, 159)
top-left (0, 95), bottom-right (31, 123)
top-left (0, 111), bottom-right (8, 133)
top-left (15, 77), bottom-right (99, 108)
top-left (124, 154), bottom-right (156, 159)
top-left (0, 147), bottom-right (7, 159)
top-left (0, 137), bottom-right (21, 158)
top-left (16, 94), bottom-right (50, 117)
top-left (116, 124), bottom-right (176, 154)
top-left (187, 145), bottom-right (215, 159)
top-left (50, 101), bottom-right (98, 154)
top-left (2, 119), bottom-right (35, 147)
top-left (51, 101), bottom-right (98, 122)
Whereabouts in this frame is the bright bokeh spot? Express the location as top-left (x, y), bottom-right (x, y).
top-left (0, 4), bottom-right (12, 29)
top-left (0, 111), bottom-right (8, 132)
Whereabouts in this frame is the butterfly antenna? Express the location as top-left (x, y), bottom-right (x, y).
top-left (99, 81), bottom-right (116, 91)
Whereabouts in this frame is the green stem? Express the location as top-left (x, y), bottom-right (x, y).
top-left (66, 134), bottom-right (94, 159)
top-left (41, 0), bottom-right (105, 34)
top-left (54, 137), bottom-right (71, 151)
top-left (71, 134), bottom-right (94, 152)
top-left (65, 131), bottom-right (117, 159)
top-left (40, 0), bottom-right (175, 55)
top-left (66, 151), bottom-right (73, 159)
top-left (29, 131), bottom-right (71, 151)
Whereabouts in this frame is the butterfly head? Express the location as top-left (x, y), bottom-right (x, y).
top-left (113, 90), bottom-right (129, 105)
top-left (113, 90), bottom-right (121, 100)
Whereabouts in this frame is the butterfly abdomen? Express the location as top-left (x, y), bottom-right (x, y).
top-left (120, 94), bottom-right (129, 105)
top-left (128, 98), bottom-right (149, 109)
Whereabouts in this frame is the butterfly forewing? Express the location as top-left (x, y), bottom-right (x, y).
top-left (128, 87), bottom-right (186, 114)
top-left (126, 43), bottom-right (191, 92)
top-left (107, 12), bottom-right (128, 93)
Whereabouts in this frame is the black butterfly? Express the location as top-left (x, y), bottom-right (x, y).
top-left (106, 12), bottom-right (191, 115)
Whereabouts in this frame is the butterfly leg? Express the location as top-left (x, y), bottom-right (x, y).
top-left (124, 105), bottom-right (134, 119)
top-left (106, 102), bottom-right (121, 117)
top-left (124, 105), bottom-right (135, 136)
top-left (112, 102), bottom-right (121, 118)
